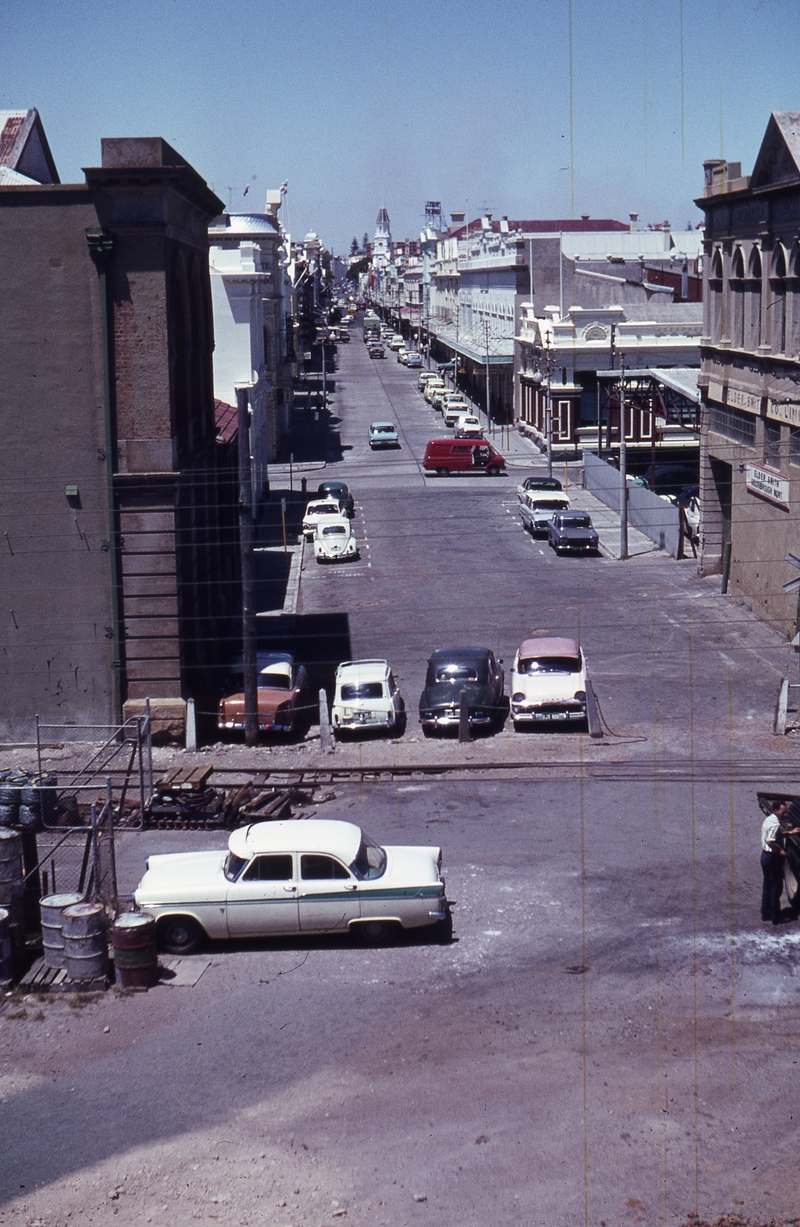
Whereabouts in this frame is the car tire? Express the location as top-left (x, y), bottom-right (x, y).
top-left (354, 920), bottom-right (395, 945)
top-left (422, 725), bottom-right (434, 738)
top-left (157, 916), bottom-right (204, 956)
top-left (785, 851), bottom-right (800, 913)
top-left (436, 467), bottom-right (448, 477)
top-left (433, 908), bottom-right (453, 944)
top-left (487, 466), bottom-right (500, 476)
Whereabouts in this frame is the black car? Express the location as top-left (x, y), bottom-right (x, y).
top-left (546, 511), bottom-right (600, 555)
top-left (418, 647), bottom-right (505, 736)
top-left (317, 480), bottom-right (354, 517)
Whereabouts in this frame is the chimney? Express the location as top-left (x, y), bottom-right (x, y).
top-left (265, 189), bottom-right (282, 218)
top-left (629, 212), bottom-right (639, 232)
top-left (581, 213), bottom-right (590, 220)
top-left (450, 210), bottom-right (466, 226)
top-left (484, 210), bottom-right (493, 221)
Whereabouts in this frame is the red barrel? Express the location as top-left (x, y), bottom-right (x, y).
top-left (112, 913), bottom-right (159, 989)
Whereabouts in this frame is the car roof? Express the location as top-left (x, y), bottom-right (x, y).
top-left (229, 818), bottom-right (363, 861)
top-left (371, 421), bottom-right (395, 429)
top-left (429, 646), bottom-right (492, 663)
top-left (517, 637), bottom-right (580, 659)
top-left (524, 476), bottom-right (563, 489)
top-left (335, 659), bottom-right (389, 683)
top-left (319, 480), bottom-right (348, 492)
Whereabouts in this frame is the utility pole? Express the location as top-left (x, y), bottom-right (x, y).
top-left (484, 318), bottom-right (493, 438)
top-left (545, 329), bottom-right (553, 479)
top-left (236, 386), bottom-right (259, 746)
top-left (618, 355), bottom-right (628, 561)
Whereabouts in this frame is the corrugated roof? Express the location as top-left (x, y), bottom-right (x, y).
top-left (209, 212), bottom-right (280, 237)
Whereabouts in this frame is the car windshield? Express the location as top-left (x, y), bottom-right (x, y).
top-left (434, 664), bottom-right (479, 683)
top-left (558, 515), bottom-right (591, 528)
top-left (531, 499), bottom-right (567, 510)
top-left (518, 656), bottom-right (581, 674)
top-left (322, 525), bottom-right (347, 536)
top-left (340, 682), bottom-right (384, 700)
top-left (372, 423), bottom-right (395, 432)
top-left (223, 852), bottom-right (247, 882)
top-left (313, 504), bottom-right (338, 515)
top-left (258, 670), bottom-right (291, 689)
top-left (349, 831), bottom-right (387, 880)
top-left (526, 477), bottom-right (563, 490)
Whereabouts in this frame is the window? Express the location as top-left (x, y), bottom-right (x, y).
top-left (790, 428), bottom-right (800, 466)
top-left (518, 656), bottom-right (581, 675)
top-left (707, 404), bottom-right (756, 446)
top-left (301, 854), bottom-right (350, 880)
top-left (765, 422), bottom-right (782, 467)
top-left (340, 682), bottom-right (384, 700)
top-left (242, 855), bottom-right (293, 881)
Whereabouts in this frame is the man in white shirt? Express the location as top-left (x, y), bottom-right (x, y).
top-left (761, 801), bottom-right (800, 924)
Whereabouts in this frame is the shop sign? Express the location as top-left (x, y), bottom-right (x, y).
top-left (767, 400), bottom-right (800, 428)
top-left (745, 463), bottom-right (790, 509)
top-left (707, 381), bottom-right (761, 414)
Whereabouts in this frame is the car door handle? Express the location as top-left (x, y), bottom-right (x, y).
top-left (283, 885), bottom-right (297, 892)
top-left (344, 883), bottom-right (358, 891)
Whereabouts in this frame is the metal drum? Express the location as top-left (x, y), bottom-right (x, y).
top-left (62, 902), bottom-right (109, 982)
top-left (112, 913), bottom-right (159, 989)
top-left (0, 829), bottom-right (23, 906)
top-left (41, 893), bottom-right (84, 969)
top-left (0, 908), bottom-right (13, 982)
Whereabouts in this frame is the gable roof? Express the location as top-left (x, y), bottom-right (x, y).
top-left (0, 109), bottom-right (59, 183)
top-left (750, 111), bottom-right (800, 191)
top-left (214, 399), bottom-right (238, 444)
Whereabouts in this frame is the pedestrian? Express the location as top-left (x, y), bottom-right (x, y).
top-left (761, 800), bottom-right (800, 924)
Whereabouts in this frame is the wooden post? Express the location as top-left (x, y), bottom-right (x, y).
top-left (237, 386), bottom-right (259, 747)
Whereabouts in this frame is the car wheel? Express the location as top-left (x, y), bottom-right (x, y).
top-left (157, 916), bottom-right (204, 956)
top-left (436, 467), bottom-right (448, 477)
top-left (487, 465), bottom-right (500, 476)
top-left (433, 908), bottom-right (453, 944)
top-left (785, 852), bottom-right (800, 912)
top-left (422, 725), bottom-right (434, 738)
top-left (354, 920), bottom-right (394, 945)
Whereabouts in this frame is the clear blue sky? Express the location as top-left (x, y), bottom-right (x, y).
top-left (3, 0), bottom-right (799, 253)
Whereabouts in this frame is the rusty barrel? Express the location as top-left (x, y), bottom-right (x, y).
top-left (41, 893), bottom-right (84, 969)
top-left (0, 908), bottom-right (13, 982)
top-left (112, 913), bottom-right (159, 989)
top-left (62, 902), bottom-right (109, 982)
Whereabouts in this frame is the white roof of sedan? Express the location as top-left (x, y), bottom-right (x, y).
top-left (304, 499), bottom-right (340, 514)
top-left (336, 658), bottom-right (389, 683)
top-left (229, 818), bottom-right (363, 861)
top-left (517, 636), bottom-right (580, 659)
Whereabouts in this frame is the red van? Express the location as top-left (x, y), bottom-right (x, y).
top-left (423, 438), bottom-right (506, 476)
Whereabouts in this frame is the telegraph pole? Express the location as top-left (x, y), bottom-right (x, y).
top-left (236, 386), bottom-right (259, 746)
top-left (618, 355), bottom-right (628, 561)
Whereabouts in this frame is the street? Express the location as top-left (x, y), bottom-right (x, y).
top-left (2, 335), bottom-right (800, 1227)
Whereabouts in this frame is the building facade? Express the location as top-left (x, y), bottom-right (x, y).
top-left (0, 132), bottom-right (235, 738)
top-left (697, 111), bottom-right (800, 634)
top-left (209, 193), bottom-right (291, 495)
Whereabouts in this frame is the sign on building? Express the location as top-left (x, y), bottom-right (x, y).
top-left (745, 463), bottom-right (790, 508)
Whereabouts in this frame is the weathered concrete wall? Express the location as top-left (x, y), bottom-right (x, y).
top-left (583, 450), bottom-right (682, 556)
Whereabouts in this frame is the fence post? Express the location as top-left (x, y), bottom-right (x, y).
top-left (89, 803), bottom-right (101, 902)
top-left (774, 677), bottom-right (789, 736)
top-left (136, 717), bottom-right (146, 822)
top-left (319, 689), bottom-right (333, 753)
top-left (144, 697), bottom-right (154, 803)
top-left (458, 689), bottom-right (471, 743)
top-left (186, 698), bottom-right (197, 753)
top-left (105, 776), bottom-right (118, 912)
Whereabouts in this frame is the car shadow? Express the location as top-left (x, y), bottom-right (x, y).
top-left (199, 924), bottom-right (457, 957)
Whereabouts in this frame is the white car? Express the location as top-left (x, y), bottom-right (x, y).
top-left (418, 371), bottom-right (438, 391)
top-left (397, 347), bottom-right (409, 364)
top-left (313, 516), bottom-right (358, 563)
top-left (406, 353), bottom-right (423, 369)
top-left (424, 379), bottom-right (446, 404)
top-left (369, 421), bottom-right (399, 448)
top-left (443, 399), bottom-right (471, 426)
top-left (134, 818), bottom-right (451, 951)
top-left (302, 497), bottom-right (343, 539)
top-left (519, 490), bottom-right (570, 534)
top-left (389, 333), bottom-right (404, 350)
top-left (332, 659), bottom-right (405, 736)
top-left (454, 414), bottom-right (483, 439)
top-left (515, 474), bottom-right (564, 503)
top-left (510, 636), bottom-right (588, 729)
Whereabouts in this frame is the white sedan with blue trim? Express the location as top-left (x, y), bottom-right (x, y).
top-left (134, 819), bottom-right (451, 952)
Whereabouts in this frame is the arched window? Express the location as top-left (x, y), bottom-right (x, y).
top-left (730, 247), bottom-right (745, 348)
top-left (747, 246), bottom-right (762, 350)
top-left (770, 244), bottom-right (787, 355)
top-left (709, 248), bottom-right (724, 342)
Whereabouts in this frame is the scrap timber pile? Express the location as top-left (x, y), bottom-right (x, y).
top-left (143, 765), bottom-right (333, 830)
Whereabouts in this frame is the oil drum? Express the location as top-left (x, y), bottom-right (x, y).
top-left (41, 893), bottom-right (84, 969)
top-left (0, 908), bottom-right (13, 981)
top-left (112, 913), bottom-right (159, 989)
top-left (62, 901), bottom-right (109, 982)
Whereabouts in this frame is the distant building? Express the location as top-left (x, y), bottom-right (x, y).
top-left (372, 207), bottom-right (392, 269)
top-left (0, 108), bottom-right (58, 185)
top-left (697, 111), bottom-right (800, 634)
top-left (0, 127), bottom-right (236, 738)
top-left (209, 191), bottom-right (292, 494)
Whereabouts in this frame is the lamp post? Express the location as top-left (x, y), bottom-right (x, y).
top-left (618, 354), bottom-right (628, 561)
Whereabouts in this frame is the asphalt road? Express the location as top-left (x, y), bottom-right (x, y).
top-left (2, 333), bottom-right (800, 1227)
